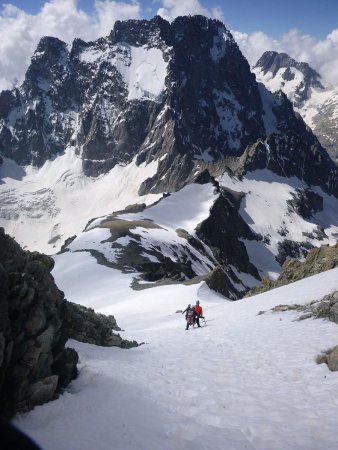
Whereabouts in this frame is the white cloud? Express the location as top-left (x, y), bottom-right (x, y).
top-left (94, 0), bottom-right (141, 35)
top-left (0, 0), bottom-right (338, 91)
top-left (0, 0), bottom-right (141, 91)
top-left (234, 28), bottom-right (338, 87)
top-left (157, 0), bottom-right (223, 22)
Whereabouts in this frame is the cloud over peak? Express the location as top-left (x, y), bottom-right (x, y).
top-left (0, 0), bottom-right (141, 90)
top-left (157, 0), bottom-right (224, 22)
top-left (0, 0), bottom-right (338, 91)
top-left (234, 28), bottom-right (338, 87)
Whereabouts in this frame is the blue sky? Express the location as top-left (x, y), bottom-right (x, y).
top-left (0, 0), bottom-right (338, 91)
top-left (2, 0), bottom-right (338, 38)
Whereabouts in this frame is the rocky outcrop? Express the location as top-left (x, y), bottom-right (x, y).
top-left (0, 227), bottom-right (77, 418)
top-left (326, 346), bottom-right (338, 371)
top-left (247, 243), bottom-right (338, 296)
top-left (205, 267), bottom-right (242, 299)
top-left (286, 188), bottom-right (323, 219)
top-left (196, 186), bottom-right (261, 280)
top-left (264, 291), bottom-right (338, 324)
top-left (0, 228), bottom-right (137, 419)
top-left (62, 302), bottom-right (138, 349)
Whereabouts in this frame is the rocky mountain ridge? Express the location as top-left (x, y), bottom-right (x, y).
top-left (0, 16), bottom-right (336, 196)
top-left (57, 167), bottom-right (338, 300)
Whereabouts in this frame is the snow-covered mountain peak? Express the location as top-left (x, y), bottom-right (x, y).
top-left (2, 16), bottom-right (335, 193)
top-left (254, 51), bottom-right (323, 83)
top-left (254, 50), bottom-right (338, 162)
top-left (253, 50), bottom-right (324, 108)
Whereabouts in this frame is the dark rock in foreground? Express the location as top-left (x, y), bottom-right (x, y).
top-left (0, 227), bottom-right (75, 418)
top-left (0, 228), bottom-right (137, 419)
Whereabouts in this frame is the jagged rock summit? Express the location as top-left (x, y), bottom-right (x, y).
top-left (0, 16), bottom-right (336, 195)
top-left (253, 51), bottom-right (324, 107)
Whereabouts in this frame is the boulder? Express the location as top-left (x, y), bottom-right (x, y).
top-left (327, 346), bottom-right (338, 372)
top-left (27, 375), bottom-right (59, 408)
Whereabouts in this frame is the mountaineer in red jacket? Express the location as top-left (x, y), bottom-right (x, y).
top-left (193, 300), bottom-right (204, 327)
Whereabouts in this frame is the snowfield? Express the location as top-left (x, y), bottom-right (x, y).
top-left (0, 148), bottom-right (161, 254)
top-left (80, 43), bottom-right (168, 102)
top-left (13, 253), bottom-right (338, 450)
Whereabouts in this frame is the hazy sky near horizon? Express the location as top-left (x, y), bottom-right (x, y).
top-left (0, 0), bottom-right (338, 90)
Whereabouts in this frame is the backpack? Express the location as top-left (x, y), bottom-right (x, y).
top-left (186, 309), bottom-right (194, 324)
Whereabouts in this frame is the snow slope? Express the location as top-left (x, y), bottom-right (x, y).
top-left (12, 251), bottom-right (338, 450)
top-left (0, 147), bottom-right (161, 254)
top-left (55, 169), bottom-right (338, 295)
top-left (253, 66), bottom-right (306, 105)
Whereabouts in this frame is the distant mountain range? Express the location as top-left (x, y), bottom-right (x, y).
top-left (0, 16), bottom-right (337, 298)
top-left (253, 50), bottom-right (338, 163)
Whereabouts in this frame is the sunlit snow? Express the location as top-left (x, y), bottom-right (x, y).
top-left (12, 252), bottom-right (338, 450)
top-left (0, 147), bottom-right (161, 253)
top-left (219, 169), bottom-right (338, 278)
top-left (253, 65), bottom-right (338, 132)
top-left (80, 44), bottom-right (168, 101)
top-left (116, 46), bottom-right (168, 101)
